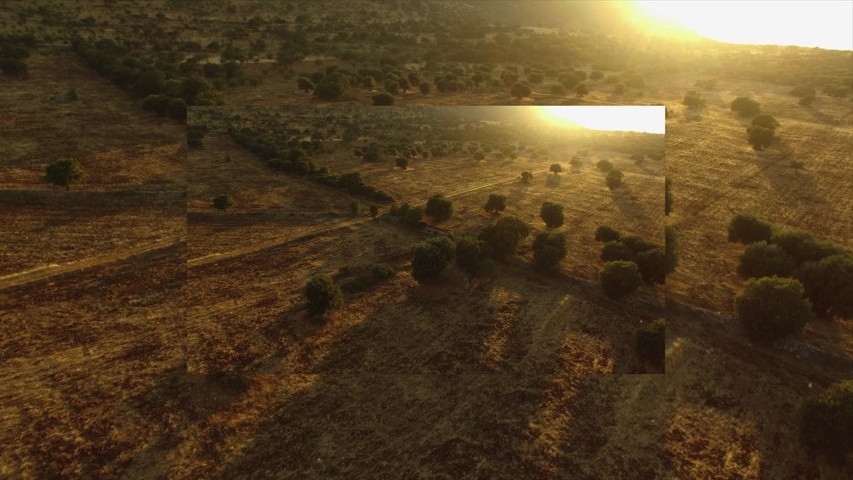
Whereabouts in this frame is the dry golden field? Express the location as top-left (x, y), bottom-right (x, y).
top-left (0, 47), bottom-right (185, 191)
top-left (1, 0), bottom-right (851, 478)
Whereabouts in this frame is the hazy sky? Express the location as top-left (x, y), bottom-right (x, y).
top-left (635, 0), bottom-right (853, 50)
top-left (540, 106), bottom-right (665, 134)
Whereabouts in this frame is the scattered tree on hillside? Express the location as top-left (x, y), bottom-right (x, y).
top-left (304, 274), bottom-right (343, 316)
top-left (532, 232), bottom-right (567, 274)
top-left (372, 92), bottom-right (394, 105)
top-left (734, 276), bottom-right (812, 342)
top-left (737, 241), bottom-right (796, 279)
top-left (520, 171), bottom-right (533, 183)
top-left (606, 169), bottom-right (624, 189)
top-left (425, 194), bottom-right (453, 222)
top-left (455, 235), bottom-right (492, 277)
top-left (727, 213), bottom-right (772, 244)
top-left (549, 163), bottom-right (562, 175)
top-left (540, 202), bottom-right (564, 228)
top-left (731, 96), bottom-right (760, 117)
top-left (797, 253), bottom-right (853, 318)
top-left (412, 236), bottom-right (455, 283)
top-left (212, 194), bottom-right (235, 211)
top-left (395, 157), bottom-right (408, 169)
top-left (600, 260), bottom-right (642, 298)
top-left (483, 194), bottom-right (507, 214)
top-left (595, 225), bottom-right (621, 243)
top-left (479, 216), bottom-right (531, 260)
top-left (45, 159), bottom-right (83, 190)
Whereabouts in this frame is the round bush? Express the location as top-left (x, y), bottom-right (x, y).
top-left (601, 241), bottom-right (633, 262)
top-left (479, 216), bottom-right (531, 260)
top-left (727, 213), bottom-right (772, 244)
top-left (747, 125), bottom-right (775, 150)
top-left (425, 194), bottom-right (453, 222)
top-left (212, 194), bottom-right (234, 211)
top-left (455, 235), bottom-right (492, 276)
top-left (737, 241), bottom-right (796, 279)
top-left (600, 261), bottom-right (642, 298)
top-left (483, 194), bottom-right (507, 214)
top-left (45, 159), bottom-right (83, 190)
top-left (595, 225), bottom-right (621, 243)
top-left (532, 232), bottom-right (567, 274)
top-left (304, 274), bottom-right (343, 316)
top-left (636, 247), bottom-right (667, 284)
top-left (540, 201), bottom-right (564, 228)
top-left (799, 379), bottom-right (853, 464)
top-left (771, 230), bottom-right (846, 266)
top-left (731, 96), bottom-right (760, 117)
top-left (797, 254), bottom-right (853, 318)
top-left (734, 276), bottom-right (813, 342)
top-left (412, 236), bottom-right (455, 283)
top-left (372, 92), bottom-right (394, 105)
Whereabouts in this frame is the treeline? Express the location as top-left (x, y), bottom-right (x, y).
top-left (227, 127), bottom-right (393, 202)
top-left (71, 37), bottom-right (228, 121)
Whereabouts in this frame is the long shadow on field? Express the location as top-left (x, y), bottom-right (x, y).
top-left (207, 371), bottom-right (670, 479)
top-left (661, 302), bottom-right (852, 479)
top-left (753, 139), bottom-right (825, 208)
top-left (271, 257), bottom-right (653, 376)
top-left (610, 184), bottom-right (652, 226)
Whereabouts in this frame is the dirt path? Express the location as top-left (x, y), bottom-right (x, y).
top-left (0, 236), bottom-right (184, 290)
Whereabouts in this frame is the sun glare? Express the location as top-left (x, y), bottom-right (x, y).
top-left (635, 1), bottom-right (853, 50)
top-left (539, 106), bottom-right (665, 134)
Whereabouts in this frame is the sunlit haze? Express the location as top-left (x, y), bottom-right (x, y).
top-left (540, 106), bottom-right (665, 134)
top-left (635, 1), bottom-right (853, 50)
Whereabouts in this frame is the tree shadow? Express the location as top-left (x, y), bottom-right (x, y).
top-left (545, 174), bottom-right (561, 188)
top-left (752, 138), bottom-right (825, 208)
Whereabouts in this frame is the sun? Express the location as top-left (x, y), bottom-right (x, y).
top-left (634, 1), bottom-right (853, 50)
top-left (539, 106), bottom-right (665, 134)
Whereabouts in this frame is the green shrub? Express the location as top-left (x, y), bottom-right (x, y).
top-left (737, 241), bottom-right (796, 279)
top-left (747, 125), bottom-right (775, 150)
top-left (455, 235), bottom-right (492, 277)
top-left (606, 169), bottom-right (623, 189)
top-left (771, 230), bottom-right (846, 266)
top-left (412, 236), bottom-right (455, 283)
top-left (731, 96), bottom-right (760, 117)
top-left (212, 194), bottom-right (234, 211)
top-left (636, 247), bottom-right (667, 284)
top-left (600, 261), bottom-right (642, 298)
top-left (520, 171), bottom-right (533, 183)
top-left (540, 201), bottom-right (564, 228)
top-left (479, 216), bottom-right (531, 260)
top-left (372, 92), bottom-right (394, 105)
top-left (636, 318), bottom-right (665, 368)
top-left (596, 159), bottom-right (613, 172)
top-left (620, 234), bottom-right (658, 256)
top-left (549, 163), bottom-right (562, 174)
top-left (395, 157), bottom-right (408, 169)
top-left (797, 254), bottom-right (853, 318)
top-left (798, 380), bottom-right (853, 464)
top-left (483, 194), bottom-right (507, 214)
top-left (682, 91), bottom-right (706, 109)
top-left (751, 113), bottom-right (780, 130)
top-left (601, 241), bottom-right (633, 262)
top-left (532, 232), bottom-right (567, 274)
top-left (727, 213), bottom-right (772, 244)
top-left (304, 274), bottom-right (343, 315)
top-left (425, 194), bottom-right (453, 222)
top-left (734, 276), bottom-right (813, 342)
top-left (45, 159), bottom-right (83, 190)
top-left (595, 225), bottom-right (621, 242)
